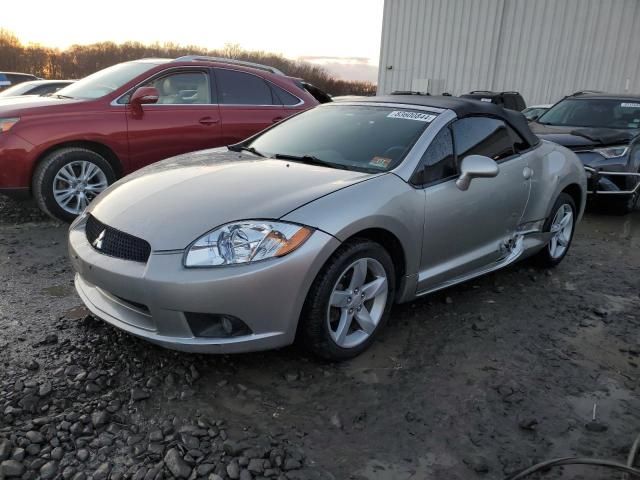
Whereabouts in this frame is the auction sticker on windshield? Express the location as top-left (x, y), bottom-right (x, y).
top-left (387, 111), bottom-right (436, 122)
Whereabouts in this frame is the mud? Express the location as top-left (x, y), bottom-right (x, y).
top-left (1, 195), bottom-right (639, 480)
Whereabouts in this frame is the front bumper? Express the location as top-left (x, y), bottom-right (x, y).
top-left (584, 166), bottom-right (640, 196)
top-left (69, 218), bottom-right (340, 353)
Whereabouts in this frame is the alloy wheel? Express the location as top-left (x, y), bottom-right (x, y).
top-left (327, 257), bottom-right (388, 348)
top-left (53, 161), bottom-right (109, 214)
top-left (548, 203), bottom-right (574, 259)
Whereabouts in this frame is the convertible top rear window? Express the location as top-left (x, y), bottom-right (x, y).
top-left (248, 104), bottom-right (438, 172)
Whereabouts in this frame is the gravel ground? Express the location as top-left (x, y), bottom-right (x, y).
top-left (0, 195), bottom-right (639, 480)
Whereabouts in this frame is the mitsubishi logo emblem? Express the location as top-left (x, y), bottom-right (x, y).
top-left (93, 230), bottom-right (106, 250)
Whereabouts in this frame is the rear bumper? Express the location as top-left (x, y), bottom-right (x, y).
top-left (68, 216), bottom-right (340, 354)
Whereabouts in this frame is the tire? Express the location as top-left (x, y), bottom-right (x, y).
top-left (533, 193), bottom-right (577, 268)
top-left (299, 239), bottom-right (396, 361)
top-left (32, 148), bottom-right (116, 223)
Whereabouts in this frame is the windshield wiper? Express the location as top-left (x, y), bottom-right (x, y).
top-left (227, 145), bottom-right (265, 157)
top-left (54, 94), bottom-right (74, 99)
top-left (274, 153), bottom-right (348, 170)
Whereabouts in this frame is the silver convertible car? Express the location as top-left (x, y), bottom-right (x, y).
top-left (68, 96), bottom-right (587, 360)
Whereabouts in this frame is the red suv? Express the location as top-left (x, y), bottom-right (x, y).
top-left (0, 56), bottom-right (323, 221)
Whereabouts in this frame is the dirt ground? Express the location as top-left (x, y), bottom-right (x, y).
top-left (0, 196), bottom-right (639, 480)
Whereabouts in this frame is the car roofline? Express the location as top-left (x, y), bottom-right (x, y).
top-left (322, 100), bottom-right (446, 114)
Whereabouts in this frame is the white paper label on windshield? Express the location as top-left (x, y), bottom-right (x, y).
top-left (387, 111), bottom-right (436, 122)
top-left (621, 103), bottom-right (640, 108)
top-left (480, 98), bottom-right (492, 102)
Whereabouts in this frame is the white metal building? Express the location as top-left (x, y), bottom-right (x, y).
top-left (377, 0), bottom-right (640, 105)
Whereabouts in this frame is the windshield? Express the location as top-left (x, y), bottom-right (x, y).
top-left (55, 62), bottom-right (158, 100)
top-left (248, 104), bottom-right (437, 172)
top-left (538, 98), bottom-right (640, 129)
top-left (0, 82), bottom-right (36, 97)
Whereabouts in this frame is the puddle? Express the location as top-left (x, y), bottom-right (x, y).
top-left (42, 285), bottom-right (73, 297)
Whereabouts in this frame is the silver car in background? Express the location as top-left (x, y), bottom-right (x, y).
top-left (68, 96), bottom-right (587, 360)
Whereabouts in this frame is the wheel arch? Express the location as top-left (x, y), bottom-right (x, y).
top-left (339, 227), bottom-right (408, 303)
top-left (32, 140), bottom-right (123, 183)
top-left (561, 183), bottom-right (582, 214)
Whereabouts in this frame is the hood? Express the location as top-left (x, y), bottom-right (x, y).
top-left (0, 95), bottom-right (81, 115)
top-left (530, 122), bottom-right (639, 150)
top-left (88, 149), bottom-right (383, 250)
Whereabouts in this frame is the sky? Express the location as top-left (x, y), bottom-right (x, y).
top-left (1, 0), bottom-right (384, 82)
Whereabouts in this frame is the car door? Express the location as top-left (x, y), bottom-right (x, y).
top-left (213, 68), bottom-right (286, 144)
top-left (416, 117), bottom-right (531, 293)
top-left (125, 69), bottom-right (222, 171)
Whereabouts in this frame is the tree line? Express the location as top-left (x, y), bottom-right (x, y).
top-left (0, 30), bottom-right (376, 97)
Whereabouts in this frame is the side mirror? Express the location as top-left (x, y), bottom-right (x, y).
top-left (528, 113), bottom-right (540, 122)
top-left (456, 155), bottom-right (499, 191)
top-left (130, 87), bottom-right (159, 108)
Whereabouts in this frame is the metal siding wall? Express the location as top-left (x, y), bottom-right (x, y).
top-left (378, 0), bottom-right (640, 105)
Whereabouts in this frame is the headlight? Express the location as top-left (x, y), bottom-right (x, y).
top-left (593, 145), bottom-right (629, 159)
top-left (184, 221), bottom-right (313, 267)
top-left (0, 117), bottom-right (19, 133)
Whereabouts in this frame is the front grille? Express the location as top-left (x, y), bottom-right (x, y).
top-left (85, 214), bottom-right (151, 263)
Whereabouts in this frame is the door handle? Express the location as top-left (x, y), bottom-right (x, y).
top-left (272, 116), bottom-right (284, 123)
top-left (523, 167), bottom-right (533, 179)
top-left (199, 117), bottom-right (219, 125)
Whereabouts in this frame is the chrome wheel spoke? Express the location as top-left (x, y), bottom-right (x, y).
top-left (362, 277), bottom-right (387, 301)
top-left (330, 290), bottom-right (351, 308)
top-left (334, 309), bottom-right (354, 345)
top-left (349, 258), bottom-right (368, 290)
top-left (355, 308), bottom-right (376, 334)
top-left (54, 189), bottom-right (75, 206)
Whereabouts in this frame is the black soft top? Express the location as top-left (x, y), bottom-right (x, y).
top-left (349, 95), bottom-right (540, 147)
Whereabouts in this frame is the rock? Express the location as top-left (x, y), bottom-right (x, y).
top-left (197, 464), bottom-right (215, 476)
top-left (92, 411), bottom-right (109, 428)
top-left (247, 458), bottom-right (264, 474)
top-left (40, 461), bottom-right (58, 479)
top-left (93, 462), bottom-right (111, 480)
top-left (76, 449), bottom-right (89, 462)
top-left (329, 413), bottom-right (343, 429)
top-left (51, 447), bottom-right (64, 460)
top-left (149, 429), bottom-right (163, 442)
top-left (518, 418), bottom-right (538, 431)
top-left (164, 448), bottom-right (191, 479)
top-left (227, 462), bottom-right (240, 479)
top-left (25, 430), bottom-right (44, 444)
top-left (0, 439), bottom-right (11, 461)
top-left (131, 388), bottom-right (150, 401)
top-left (593, 307), bottom-right (608, 317)
top-left (43, 333), bottom-right (59, 345)
top-left (26, 359), bottom-right (40, 370)
top-left (239, 470), bottom-right (252, 480)
top-left (38, 382), bottom-right (52, 396)
top-left (0, 460), bottom-right (25, 477)
top-left (11, 448), bottom-right (24, 462)
top-left (208, 475), bottom-right (224, 480)
top-left (223, 440), bottom-right (245, 456)
top-left (284, 458), bottom-right (302, 471)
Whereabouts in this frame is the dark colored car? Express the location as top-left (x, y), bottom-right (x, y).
top-left (460, 91), bottom-right (527, 112)
top-left (530, 92), bottom-right (640, 213)
top-left (0, 80), bottom-right (75, 98)
top-left (0, 56), bottom-right (323, 221)
top-left (0, 72), bottom-right (40, 92)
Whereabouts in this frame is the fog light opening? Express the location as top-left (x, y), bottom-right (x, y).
top-left (185, 313), bottom-right (252, 338)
